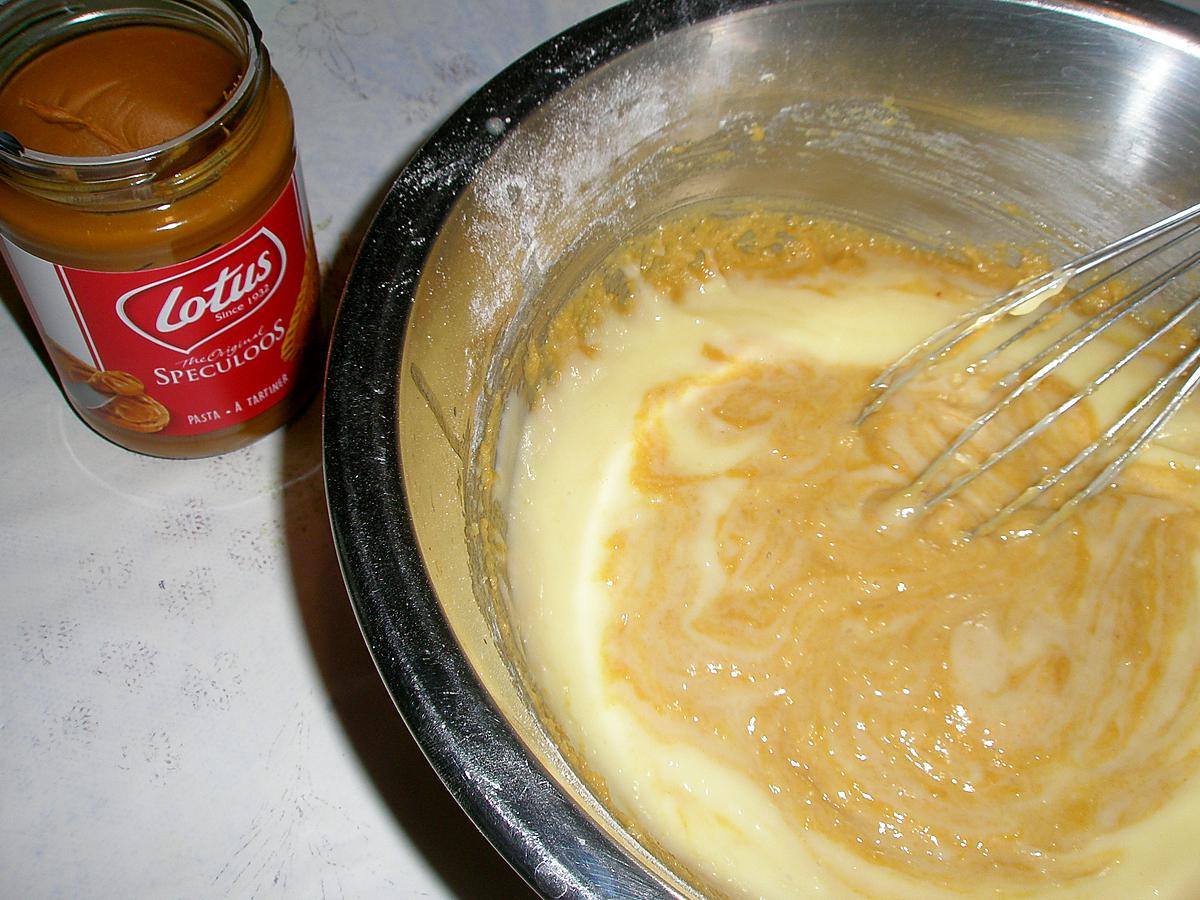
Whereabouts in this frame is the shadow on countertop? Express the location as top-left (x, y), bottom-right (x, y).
top-left (280, 400), bottom-right (536, 900)
top-left (278, 196), bottom-right (537, 898)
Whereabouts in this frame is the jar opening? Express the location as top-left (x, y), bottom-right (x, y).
top-left (0, 0), bottom-right (263, 179)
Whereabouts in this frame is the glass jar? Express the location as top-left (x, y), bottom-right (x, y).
top-left (0, 0), bottom-right (321, 457)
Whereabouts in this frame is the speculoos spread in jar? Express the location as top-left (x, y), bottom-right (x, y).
top-left (0, 0), bottom-right (321, 457)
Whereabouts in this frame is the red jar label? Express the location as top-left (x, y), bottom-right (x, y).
top-left (1, 171), bottom-right (316, 437)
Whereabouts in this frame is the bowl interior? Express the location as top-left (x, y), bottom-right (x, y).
top-left (329, 0), bottom-right (1200, 895)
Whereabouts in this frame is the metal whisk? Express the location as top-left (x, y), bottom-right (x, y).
top-left (857, 200), bottom-right (1200, 537)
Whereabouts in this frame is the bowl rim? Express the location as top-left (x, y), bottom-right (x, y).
top-left (323, 2), bottom-right (766, 895)
top-left (321, 0), bottom-right (1200, 897)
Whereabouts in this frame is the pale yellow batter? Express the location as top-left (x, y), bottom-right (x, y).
top-left (496, 211), bottom-right (1200, 898)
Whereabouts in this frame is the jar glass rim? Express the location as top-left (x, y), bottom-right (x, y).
top-left (0, 0), bottom-right (262, 175)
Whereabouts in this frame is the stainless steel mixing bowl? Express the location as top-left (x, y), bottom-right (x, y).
top-left (323, 1), bottom-right (1200, 896)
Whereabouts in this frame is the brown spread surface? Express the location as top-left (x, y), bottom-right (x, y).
top-left (0, 25), bottom-right (241, 156)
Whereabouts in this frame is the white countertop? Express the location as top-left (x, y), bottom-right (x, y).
top-left (2, 1), bottom-right (1198, 898)
top-left (0, 2), bottom-right (605, 898)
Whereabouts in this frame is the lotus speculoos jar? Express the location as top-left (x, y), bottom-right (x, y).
top-left (0, 0), bottom-right (320, 457)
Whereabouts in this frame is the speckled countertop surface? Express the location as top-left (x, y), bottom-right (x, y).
top-left (2, 1), bottom-right (1199, 898)
top-left (0, 2), bottom-right (605, 897)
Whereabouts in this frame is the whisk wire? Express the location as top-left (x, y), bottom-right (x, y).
top-left (1000, 339), bottom-right (1200, 537)
top-left (1036, 345), bottom-right (1200, 535)
top-left (908, 245), bottom-right (1200, 508)
top-left (856, 202), bottom-right (1200, 426)
top-left (992, 224), bottom-right (1200, 389)
top-left (861, 201), bottom-right (1200, 534)
top-left (922, 287), bottom-right (1200, 528)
